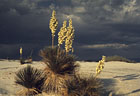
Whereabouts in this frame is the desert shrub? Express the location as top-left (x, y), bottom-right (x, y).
top-left (15, 65), bottom-right (46, 96)
top-left (106, 55), bottom-right (135, 63)
top-left (66, 75), bottom-right (103, 96)
top-left (39, 47), bottom-right (79, 95)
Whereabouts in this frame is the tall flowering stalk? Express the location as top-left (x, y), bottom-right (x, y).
top-left (49, 10), bottom-right (58, 48)
top-left (95, 56), bottom-right (106, 77)
top-left (65, 19), bottom-right (74, 54)
top-left (20, 47), bottom-right (22, 59)
top-left (58, 20), bottom-right (67, 48)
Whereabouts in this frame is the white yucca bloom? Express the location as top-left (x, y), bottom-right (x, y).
top-left (49, 10), bottom-right (58, 48)
top-left (20, 47), bottom-right (22, 55)
top-left (96, 56), bottom-right (106, 76)
top-left (58, 20), bottom-right (67, 47)
top-left (65, 19), bottom-right (74, 53)
top-left (49, 10), bottom-right (58, 35)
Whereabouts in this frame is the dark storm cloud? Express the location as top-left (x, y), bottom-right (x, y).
top-left (0, 0), bottom-right (51, 44)
top-left (0, 0), bottom-right (140, 61)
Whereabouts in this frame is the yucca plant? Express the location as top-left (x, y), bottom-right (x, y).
top-left (15, 65), bottom-right (46, 96)
top-left (66, 75), bottom-right (103, 96)
top-left (39, 46), bottom-right (79, 95)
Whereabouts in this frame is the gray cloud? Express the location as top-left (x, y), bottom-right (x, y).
top-left (81, 43), bottom-right (129, 49)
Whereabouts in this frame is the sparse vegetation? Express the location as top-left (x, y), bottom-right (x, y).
top-left (15, 10), bottom-right (105, 96)
top-left (106, 55), bottom-right (135, 63)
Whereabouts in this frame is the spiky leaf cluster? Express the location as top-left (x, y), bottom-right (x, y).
top-left (39, 47), bottom-right (79, 94)
top-left (43, 71), bottom-right (68, 94)
top-left (65, 19), bottom-right (74, 53)
top-left (66, 75), bottom-right (102, 96)
top-left (40, 47), bottom-right (78, 75)
top-left (15, 65), bottom-right (46, 96)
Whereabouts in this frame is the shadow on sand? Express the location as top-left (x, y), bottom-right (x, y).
top-left (101, 77), bottom-right (140, 96)
top-left (114, 74), bottom-right (140, 81)
top-left (120, 88), bottom-right (140, 96)
top-left (0, 88), bottom-right (8, 95)
top-left (101, 78), bottom-right (117, 96)
top-left (101, 78), bottom-right (126, 96)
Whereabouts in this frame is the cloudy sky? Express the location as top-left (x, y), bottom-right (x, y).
top-left (0, 0), bottom-right (140, 61)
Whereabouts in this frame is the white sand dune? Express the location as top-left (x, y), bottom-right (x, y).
top-left (0, 60), bottom-right (140, 96)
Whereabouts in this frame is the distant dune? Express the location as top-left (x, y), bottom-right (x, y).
top-left (0, 60), bottom-right (140, 96)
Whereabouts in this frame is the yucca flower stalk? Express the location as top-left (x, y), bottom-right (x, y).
top-left (19, 47), bottom-right (25, 64)
top-left (95, 56), bottom-right (106, 77)
top-left (49, 10), bottom-right (58, 48)
top-left (58, 20), bottom-right (67, 48)
top-left (65, 19), bottom-right (74, 54)
top-left (20, 47), bottom-right (22, 59)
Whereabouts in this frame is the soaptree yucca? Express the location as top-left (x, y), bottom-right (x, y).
top-left (39, 47), bottom-right (79, 95)
top-left (15, 65), bottom-right (46, 96)
top-left (66, 75), bottom-right (102, 96)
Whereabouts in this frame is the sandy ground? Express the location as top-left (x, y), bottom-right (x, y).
top-left (0, 60), bottom-right (140, 96)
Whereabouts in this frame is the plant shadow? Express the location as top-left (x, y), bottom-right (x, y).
top-left (101, 78), bottom-right (117, 96)
top-left (122, 88), bottom-right (140, 96)
top-left (100, 78), bottom-right (126, 96)
top-left (131, 89), bottom-right (140, 94)
top-left (101, 77), bottom-right (140, 96)
top-left (114, 74), bottom-right (140, 81)
top-left (0, 88), bottom-right (8, 94)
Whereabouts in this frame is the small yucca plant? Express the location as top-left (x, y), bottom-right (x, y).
top-left (66, 75), bottom-right (102, 96)
top-left (39, 47), bottom-right (79, 95)
top-left (15, 65), bottom-right (46, 96)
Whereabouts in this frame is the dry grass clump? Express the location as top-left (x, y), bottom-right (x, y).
top-left (15, 65), bottom-right (46, 96)
top-left (66, 75), bottom-right (103, 96)
top-left (39, 47), bottom-right (79, 95)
